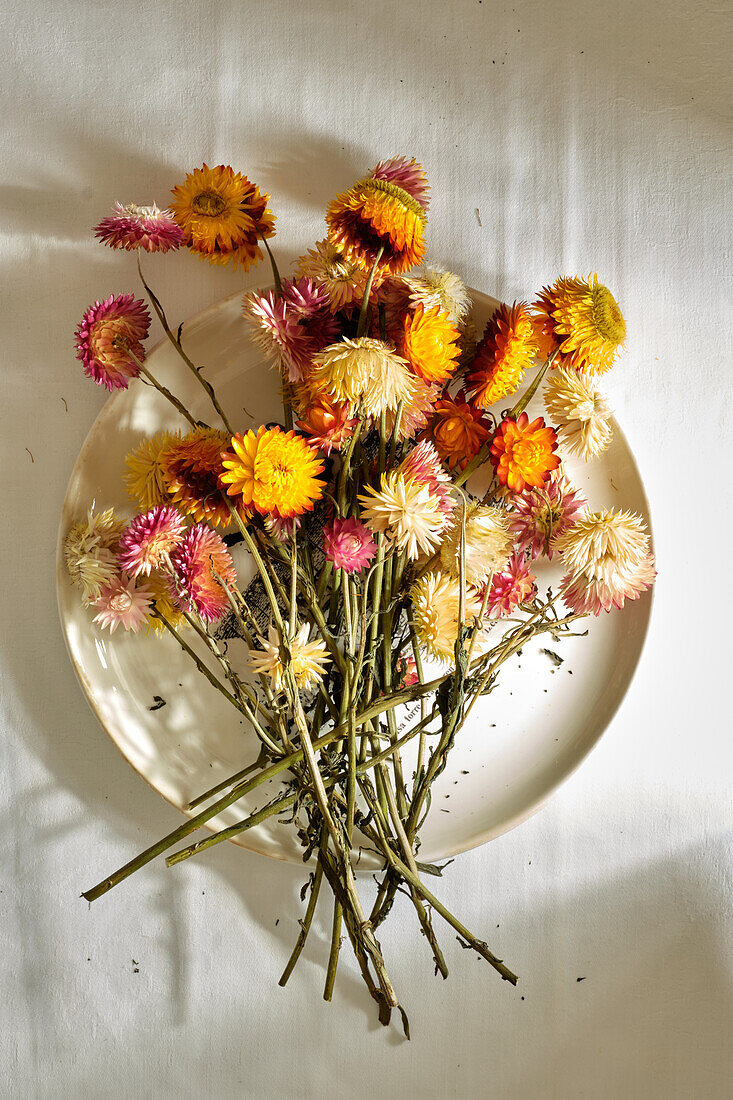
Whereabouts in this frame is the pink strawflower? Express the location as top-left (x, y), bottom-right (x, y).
top-left (93, 574), bottom-right (153, 633)
top-left (398, 439), bottom-right (454, 521)
top-left (509, 470), bottom-right (587, 559)
top-left (264, 514), bottom-right (302, 542)
top-left (561, 562), bottom-right (656, 616)
top-left (118, 506), bottom-right (186, 577)
top-left (370, 156), bottom-right (430, 213)
top-left (243, 277), bottom-right (340, 382)
top-left (486, 553), bottom-right (536, 618)
top-left (93, 202), bottom-right (186, 253)
top-left (323, 517), bottom-right (376, 573)
top-left (387, 376), bottom-right (440, 442)
top-left (75, 294), bottom-right (150, 390)
top-left (169, 524), bottom-right (236, 623)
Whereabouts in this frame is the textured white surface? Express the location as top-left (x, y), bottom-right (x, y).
top-left (1, 1), bottom-right (731, 1096)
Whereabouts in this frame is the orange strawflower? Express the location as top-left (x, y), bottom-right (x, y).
top-left (220, 426), bottom-right (325, 518)
top-left (467, 302), bottom-right (538, 409)
top-left (296, 397), bottom-right (357, 456)
top-left (326, 177), bottom-right (427, 276)
top-left (160, 427), bottom-right (244, 528)
top-left (402, 304), bottom-right (461, 384)
top-left (429, 393), bottom-right (490, 470)
top-left (490, 413), bottom-right (560, 493)
top-left (533, 274), bottom-right (626, 374)
top-left (170, 163), bottom-right (275, 271)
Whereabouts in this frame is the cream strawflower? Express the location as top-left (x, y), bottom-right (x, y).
top-left (439, 503), bottom-right (514, 586)
top-left (544, 366), bottom-right (613, 460)
top-left (411, 569), bottom-right (485, 663)
top-left (249, 624), bottom-right (330, 693)
top-left (402, 267), bottom-right (471, 323)
top-left (64, 506), bottom-right (126, 605)
top-left (555, 508), bottom-right (656, 615)
top-left (359, 471), bottom-right (446, 560)
top-left (312, 337), bottom-right (416, 419)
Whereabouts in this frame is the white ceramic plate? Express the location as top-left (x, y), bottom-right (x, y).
top-left (57, 290), bottom-right (653, 864)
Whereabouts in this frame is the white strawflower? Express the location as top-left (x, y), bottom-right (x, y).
top-left (440, 503), bottom-right (513, 586)
top-left (411, 569), bottom-right (486, 663)
top-left (64, 506), bottom-right (125, 605)
top-left (359, 471), bottom-right (446, 560)
top-left (249, 624), bottom-right (331, 693)
top-left (403, 267), bottom-right (472, 323)
top-left (312, 337), bottom-right (416, 419)
top-left (544, 366), bottom-right (613, 460)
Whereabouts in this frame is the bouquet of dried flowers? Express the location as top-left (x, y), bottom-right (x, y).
top-left (66, 157), bottom-right (655, 1033)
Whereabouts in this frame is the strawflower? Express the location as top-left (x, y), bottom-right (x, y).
top-left (429, 392), bottom-right (490, 471)
top-left (75, 294), bottom-right (150, 390)
top-left (509, 471), bottom-right (586, 559)
top-left (264, 514), bottom-right (301, 542)
top-left (486, 553), bottom-right (536, 618)
top-left (64, 506), bottom-right (126, 606)
top-left (160, 427), bottom-right (241, 528)
top-left (326, 160), bottom-right (428, 276)
top-left (312, 337), bottom-right (416, 419)
top-left (170, 163), bottom-right (275, 271)
top-left (468, 302), bottom-right (538, 409)
top-left (439, 503), bottom-right (513, 586)
top-left (124, 430), bottom-right (182, 511)
top-left (118, 505), bottom-right (186, 576)
top-left (402, 267), bottom-right (470, 323)
top-left (145, 573), bottom-right (188, 634)
top-left (533, 274), bottom-right (626, 374)
top-left (555, 509), bottom-right (656, 615)
top-left (296, 397), bottom-right (357, 456)
top-left (398, 440), bottom-right (454, 521)
top-left (544, 366), bottom-right (613, 460)
top-left (250, 624), bottom-right (330, 693)
top-left (243, 278), bottom-right (340, 383)
top-left (385, 375), bottom-right (439, 442)
top-left (369, 156), bottom-right (430, 213)
top-left (295, 239), bottom-right (373, 311)
top-left (93, 202), bottom-right (185, 253)
top-left (491, 412), bottom-right (560, 493)
top-left (221, 426), bottom-right (324, 518)
top-left (402, 304), bottom-right (461, 385)
top-left (410, 570), bottom-right (485, 664)
top-left (169, 524), bottom-right (236, 622)
top-left (323, 517), bottom-right (376, 573)
top-left (359, 471), bottom-right (446, 560)
top-left (93, 575), bottom-right (153, 634)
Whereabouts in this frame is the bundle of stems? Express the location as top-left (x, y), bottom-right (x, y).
top-left (78, 268), bottom-right (585, 1034)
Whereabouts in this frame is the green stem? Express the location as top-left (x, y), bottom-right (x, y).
top-left (279, 836), bottom-right (325, 987)
top-left (507, 350), bottom-right (558, 420)
top-left (260, 233), bottom-right (282, 296)
top-left (118, 343), bottom-right (198, 430)
top-left (323, 899), bottom-right (343, 1002)
top-left (137, 255), bottom-right (235, 435)
top-left (356, 248), bottom-right (384, 338)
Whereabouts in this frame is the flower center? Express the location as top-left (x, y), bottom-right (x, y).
top-left (110, 591), bottom-right (133, 613)
top-left (192, 190), bottom-right (227, 217)
top-left (591, 287), bottom-right (626, 346)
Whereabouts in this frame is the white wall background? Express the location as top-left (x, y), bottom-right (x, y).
top-left (1, 0), bottom-right (731, 1096)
